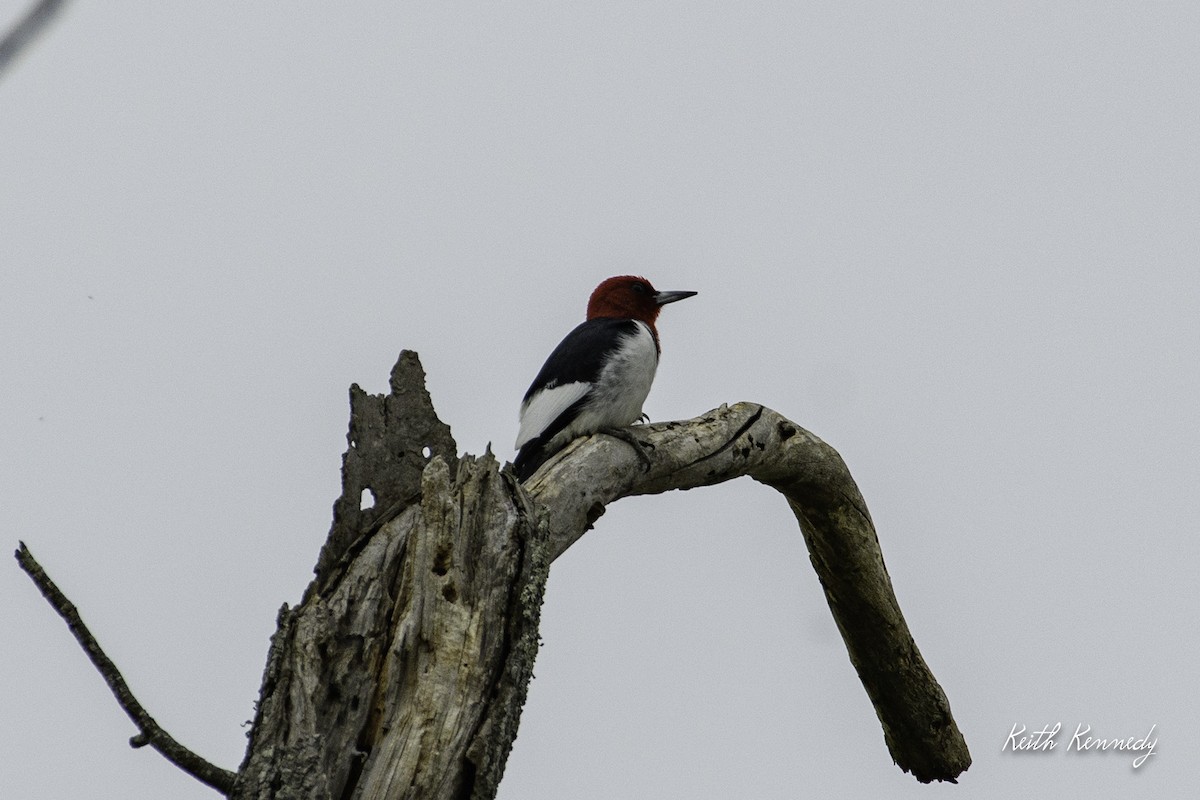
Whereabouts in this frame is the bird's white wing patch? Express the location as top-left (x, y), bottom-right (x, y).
top-left (515, 381), bottom-right (591, 449)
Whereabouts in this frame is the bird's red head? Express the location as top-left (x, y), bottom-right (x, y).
top-left (585, 275), bottom-right (697, 325)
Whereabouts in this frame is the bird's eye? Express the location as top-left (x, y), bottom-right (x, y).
top-left (631, 283), bottom-right (648, 294)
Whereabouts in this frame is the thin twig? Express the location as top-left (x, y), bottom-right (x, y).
top-left (15, 541), bottom-right (238, 795)
top-left (0, 0), bottom-right (70, 78)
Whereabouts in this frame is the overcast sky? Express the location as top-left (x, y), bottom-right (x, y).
top-left (2, 3), bottom-right (1196, 798)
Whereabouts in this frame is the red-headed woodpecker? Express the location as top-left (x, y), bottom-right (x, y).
top-left (514, 275), bottom-right (697, 481)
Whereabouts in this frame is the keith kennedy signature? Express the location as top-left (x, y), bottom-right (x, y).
top-left (1004, 723), bottom-right (1157, 768)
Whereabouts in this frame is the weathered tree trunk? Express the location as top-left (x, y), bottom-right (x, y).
top-left (232, 452), bottom-right (546, 800)
top-left (229, 352), bottom-right (969, 798)
top-left (232, 353), bottom-right (547, 800)
top-left (20, 350), bottom-right (970, 798)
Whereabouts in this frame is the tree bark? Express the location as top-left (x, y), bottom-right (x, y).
top-left (232, 452), bottom-right (546, 800)
top-left (21, 350), bottom-right (970, 797)
top-left (231, 352), bottom-right (969, 797)
top-left (233, 353), bottom-right (547, 800)
top-left (529, 403), bottom-right (971, 783)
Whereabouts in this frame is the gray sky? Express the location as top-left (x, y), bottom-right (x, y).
top-left (2, 3), bottom-right (1196, 798)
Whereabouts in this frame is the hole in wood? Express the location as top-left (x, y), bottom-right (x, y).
top-left (432, 545), bottom-right (451, 576)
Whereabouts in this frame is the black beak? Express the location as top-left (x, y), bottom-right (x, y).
top-left (653, 290), bottom-right (698, 306)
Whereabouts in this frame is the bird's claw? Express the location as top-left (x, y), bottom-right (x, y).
top-left (599, 427), bottom-right (653, 472)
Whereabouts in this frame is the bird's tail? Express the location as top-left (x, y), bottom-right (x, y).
top-left (513, 438), bottom-right (550, 482)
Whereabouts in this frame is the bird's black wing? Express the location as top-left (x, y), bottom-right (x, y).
top-left (521, 318), bottom-right (641, 402)
top-left (515, 318), bottom-right (641, 480)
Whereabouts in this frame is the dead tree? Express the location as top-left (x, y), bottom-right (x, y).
top-left (17, 351), bottom-right (971, 798)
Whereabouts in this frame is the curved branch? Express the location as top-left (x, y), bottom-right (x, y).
top-left (527, 402), bottom-right (971, 784)
top-left (15, 542), bottom-right (238, 795)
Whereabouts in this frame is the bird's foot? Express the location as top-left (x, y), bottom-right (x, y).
top-left (599, 426), bottom-right (653, 472)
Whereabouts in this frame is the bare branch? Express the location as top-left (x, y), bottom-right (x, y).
top-left (223, 354), bottom-right (967, 795)
top-left (15, 542), bottom-right (238, 795)
top-left (0, 0), bottom-right (70, 78)
top-left (526, 402), bottom-right (972, 783)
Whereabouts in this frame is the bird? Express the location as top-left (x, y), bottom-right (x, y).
top-left (513, 275), bottom-right (697, 482)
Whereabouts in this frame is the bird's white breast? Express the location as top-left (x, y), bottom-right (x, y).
top-left (516, 321), bottom-right (660, 453)
top-left (551, 321), bottom-right (658, 449)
